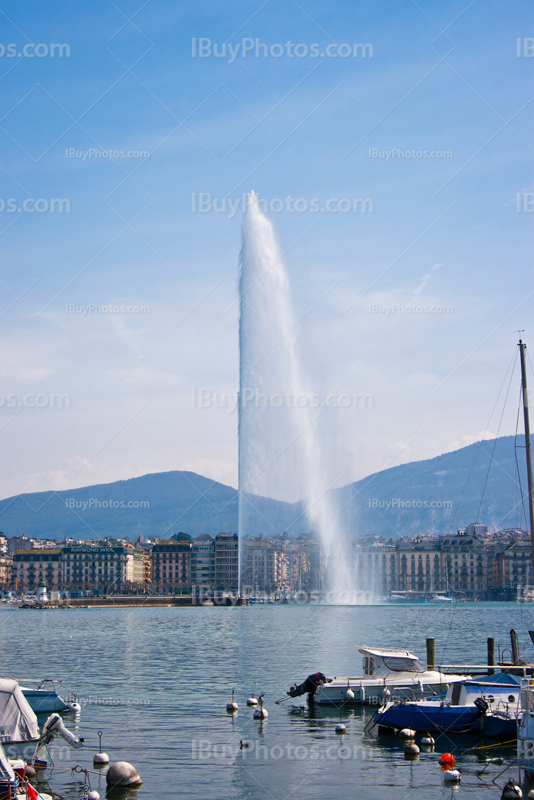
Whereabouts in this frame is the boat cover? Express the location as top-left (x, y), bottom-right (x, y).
top-left (0, 744), bottom-right (15, 781)
top-left (0, 680), bottom-right (39, 742)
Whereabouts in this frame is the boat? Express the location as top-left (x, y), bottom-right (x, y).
top-left (429, 594), bottom-right (454, 603)
top-left (373, 672), bottom-right (521, 736)
top-left (286, 646), bottom-right (465, 706)
top-left (0, 679), bottom-right (40, 759)
top-left (17, 680), bottom-right (79, 714)
top-left (0, 742), bottom-right (52, 800)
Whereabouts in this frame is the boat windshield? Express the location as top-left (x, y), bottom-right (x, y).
top-left (381, 656), bottom-right (424, 673)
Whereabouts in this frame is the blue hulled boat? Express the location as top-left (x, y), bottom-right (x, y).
top-left (373, 672), bottom-right (521, 736)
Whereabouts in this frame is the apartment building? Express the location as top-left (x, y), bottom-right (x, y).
top-left (151, 542), bottom-right (191, 592)
top-left (214, 533), bottom-right (238, 591)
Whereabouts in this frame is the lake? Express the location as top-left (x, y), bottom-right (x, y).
top-left (1, 602), bottom-right (529, 800)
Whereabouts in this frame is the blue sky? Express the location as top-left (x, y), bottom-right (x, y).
top-left (1, 0), bottom-right (533, 501)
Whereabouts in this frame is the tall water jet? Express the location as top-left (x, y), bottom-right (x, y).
top-left (237, 192), bottom-right (360, 602)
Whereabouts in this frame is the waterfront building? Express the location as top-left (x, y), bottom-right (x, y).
top-left (13, 549), bottom-right (62, 592)
top-left (242, 538), bottom-right (285, 594)
top-left (214, 533), bottom-right (239, 591)
top-left (151, 542), bottom-right (191, 593)
top-left (191, 537), bottom-right (215, 586)
top-left (0, 554), bottom-right (12, 589)
top-left (493, 540), bottom-right (532, 591)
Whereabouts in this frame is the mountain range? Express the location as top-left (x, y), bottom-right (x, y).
top-left (0, 434), bottom-right (528, 541)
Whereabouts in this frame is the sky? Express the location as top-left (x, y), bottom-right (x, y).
top-left (1, 0), bottom-right (533, 502)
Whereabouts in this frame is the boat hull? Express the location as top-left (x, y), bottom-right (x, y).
top-left (21, 690), bottom-right (69, 714)
top-left (481, 713), bottom-right (517, 738)
top-left (374, 702), bottom-right (480, 733)
top-left (313, 680), bottom-right (454, 706)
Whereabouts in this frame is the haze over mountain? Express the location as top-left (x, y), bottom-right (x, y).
top-left (0, 435), bottom-right (528, 542)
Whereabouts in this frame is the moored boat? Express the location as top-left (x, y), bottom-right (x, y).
top-left (17, 680), bottom-right (77, 714)
top-left (373, 672), bottom-right (521, 736)
top-left (286, 646), bottom-right (465, 706)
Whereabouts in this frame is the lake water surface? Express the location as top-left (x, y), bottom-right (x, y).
top-left (0, 602), bottom-right (529, 800)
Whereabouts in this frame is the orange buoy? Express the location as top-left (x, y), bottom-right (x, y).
top-left (439, 753), bottom-right (455, 770)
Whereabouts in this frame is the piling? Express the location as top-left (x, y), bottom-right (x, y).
top-left (426, 637), bottom-right (435, 671)
top-left (487, 637), bottom-right (495, 675)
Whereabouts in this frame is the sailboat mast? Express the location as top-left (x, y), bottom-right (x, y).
top-left (519, 339), bottom-right (534, 576)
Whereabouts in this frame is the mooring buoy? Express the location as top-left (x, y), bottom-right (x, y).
top-left (443, 770), bottom-right (461, 783)
top-left (501, 778), bottom-right (523, 799)
top-left (421, 732), bottom-right (435, 746)
top-left (87, 791), bottom-right (100, 800)
top-left (399, 728), bottom-right (416, 739)
top-left (335, 723), bottom-right (347, 734)
top-left (404, 743), bottom-right (419, 758)
top-left (253, 695), bottom-right (268, 719)
top-left (226, 688), bottom-right (238, 713)
top-left (247, 695), bottom-right (258, 706)
top-left (93, 731), bottom-right (109, 765)
top-left (106, 762), bottom-right (142, 787)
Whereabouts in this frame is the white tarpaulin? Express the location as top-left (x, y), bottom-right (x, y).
top-left (0, 743), bottom-right (16, 781)
top-left (0, 680), bottom-right (38, 743)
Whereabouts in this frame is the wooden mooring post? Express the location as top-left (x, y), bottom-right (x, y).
top-left (487, 637), bottom-right (495, 675)
top-left (426, 637), bottom-right (435, 670)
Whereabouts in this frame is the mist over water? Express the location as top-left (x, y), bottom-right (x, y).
top-left (238, 193), bottom-right (364, 602)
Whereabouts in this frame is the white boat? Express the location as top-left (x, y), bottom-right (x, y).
top-left (287, 646), bottom-right (465, 705)
top-left (0, 679), bottom-right (39, 759)
top-left (430, 594), bottom-right (454, 603)
top-left (17, 680), bottom-right (78, 714)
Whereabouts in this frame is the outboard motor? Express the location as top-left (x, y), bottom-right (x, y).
top-left (287, 673), bottom-right (328, 699)
top-left (40, 713), bottom-right (84, 748)
top-left (474, 696), bottom-right (490, 731)
top-left (474, 697), bottom-right (490, 715)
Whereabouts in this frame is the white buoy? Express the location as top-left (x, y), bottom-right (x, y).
top-left (501, 778), bottom-right (523, 799)
top-left (106, 762), bottom-right (142, 788)
top-left (421, 733), bottom-right (435, 746)
top-left (247, 695), bottom-right (258, 706)
top-left (253, 696), bottom-right (268, 720)
top-left (399, 728), bottom-right (416, 739)
top-left (404, 743), bottom-right (419, 758)
top-left (68, 701), bottom-right (82, 712)
top-left (443, 770), bottom-right (461, 784)
top-left (94, 731), bottom-right (109, 765)
top-left (87, 791), bottom-right (100, 800)
top-left (335, 723), bottom-right (347, 734)
top-left (527, 789), bottom-right (534, 800)
top-left (345, 688), bottom-right (354, 701)
top-left (226, 689), bottom-right (238, 713)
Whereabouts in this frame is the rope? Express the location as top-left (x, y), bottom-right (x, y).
top-left (475, 352), bottom-right (517, 523)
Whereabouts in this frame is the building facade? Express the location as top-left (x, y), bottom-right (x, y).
top-left (151, 543), bottom-right (191, 592)
top-left (214, 533), bottom-right (238, 591)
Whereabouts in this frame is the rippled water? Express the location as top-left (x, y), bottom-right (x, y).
top-left (0, 603), bottom-right (529, 800)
